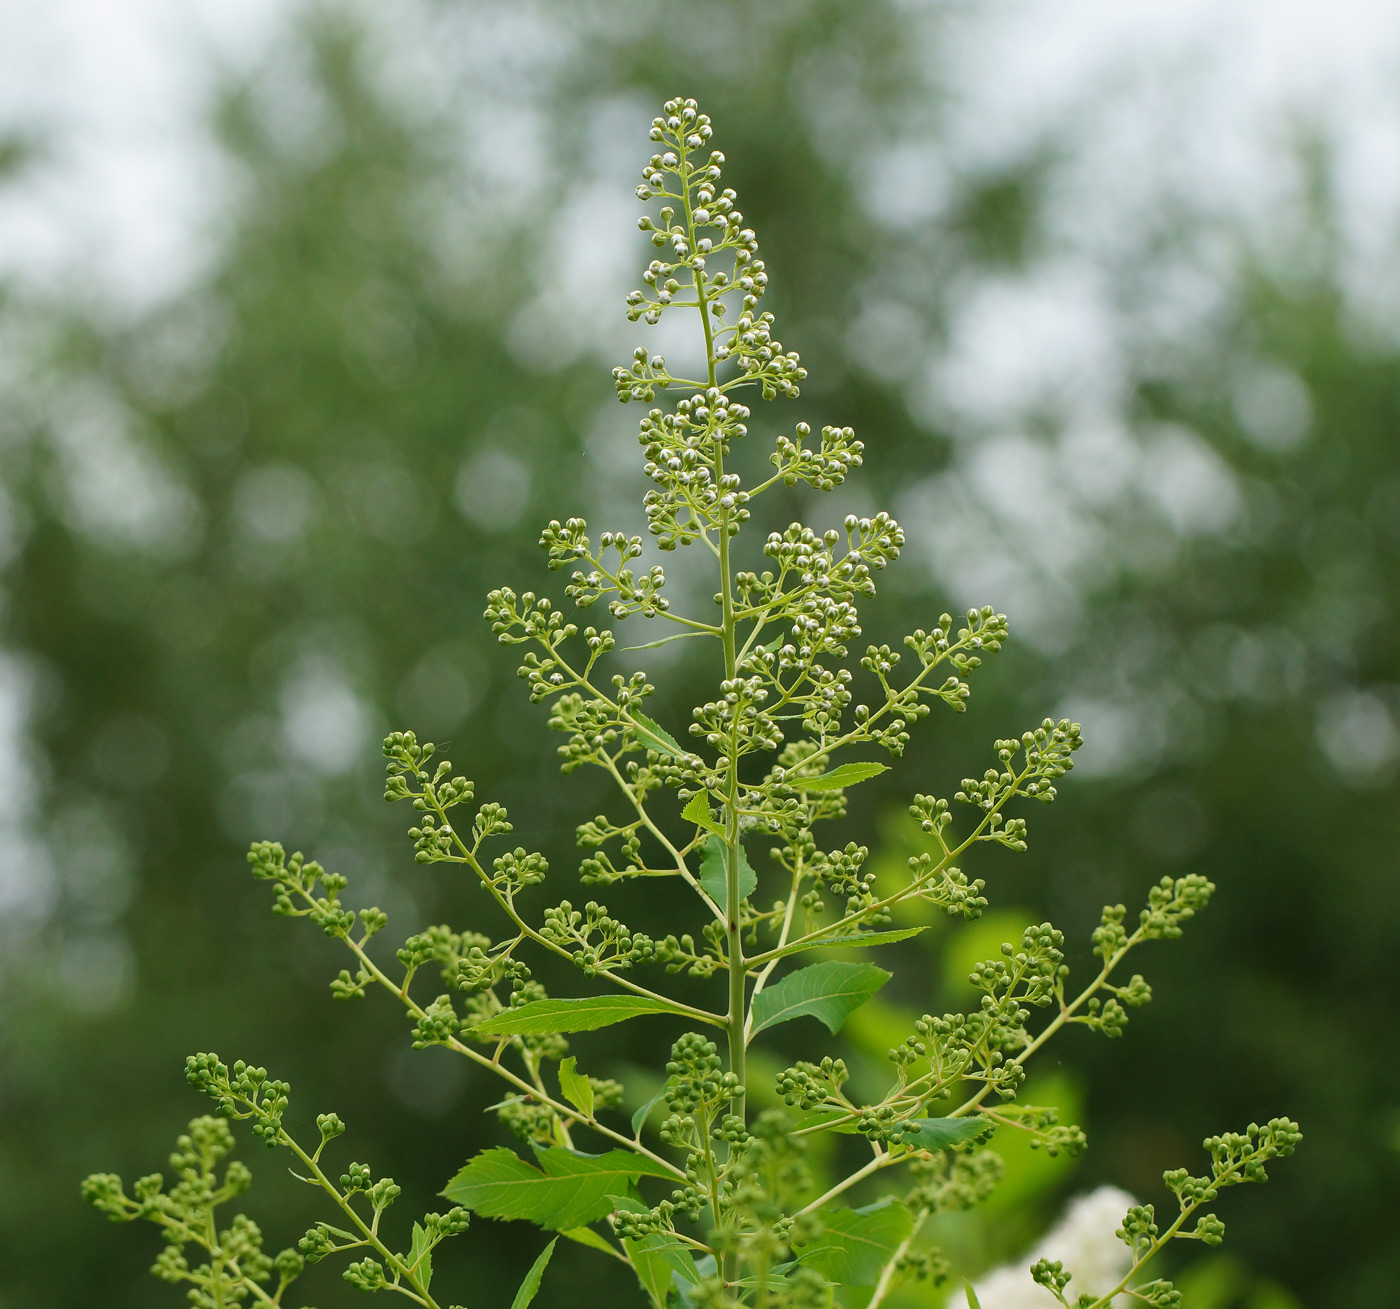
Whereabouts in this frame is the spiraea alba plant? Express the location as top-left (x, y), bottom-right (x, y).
top-left (85, 98), bottom-right (1299, 1309)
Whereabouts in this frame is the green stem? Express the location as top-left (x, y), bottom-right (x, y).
top-left (681, 121), bottom-right (748, 1293)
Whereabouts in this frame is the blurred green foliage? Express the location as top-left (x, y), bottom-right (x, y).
top-left (0, 2), bottom-right (1394, 1305)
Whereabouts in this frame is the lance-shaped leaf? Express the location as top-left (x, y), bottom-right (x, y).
top-left (472, 994), bottom-right (683, 1037)
top-left (630, 1086), bottom-right (668, 1137)
top-left (898, 1116), bottom-right (989, 1151)
top-left (766, 926), bottom-right (929, 962)
top-left (560, 1226), bottom-right (619, 1256)
top-left (443, 1146), bottom-right (675, 1231)
top-left (699, 836), bottom-right (758, 915)
top-left (750, 961), bottom-right (890, 1036)
top-left (406, 1221), bottom-right (433, 1292)
top-left (557, 1056), bottom-right (594, 1117)
top-left (793, 1197), bottom-right (913, 1287)
top-left (510, 1238), bottom-right (557, 1309)
top-left (630, 711), bottom-right (686, 759)
top-left (785, 762), bottom-right (889, 791)
top-left (964, 1278), bottom-right (984, 1309)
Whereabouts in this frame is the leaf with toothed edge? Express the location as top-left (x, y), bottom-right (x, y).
top-left (443, 1146), bottom-right (675, 1231)
top-left (557, 1056), bottom-right (594, 1117)
top-left (766, 926), bottom-right (929, 961)
top-left (631, 711), bottom-right (686, 758)
top-left (750, 961), bottom-right (891, 1035)
top-left (899, 1116), bottom-right (989, 1151)
top-left (472, 995), bottom-right (686, 1036)
top-left (785, 761), bottom-right (889, 791)
top-left (698, 836), bottom-right (758, 914)
top-left (682, 790), bottom-right (725, 836)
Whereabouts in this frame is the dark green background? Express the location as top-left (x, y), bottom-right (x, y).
top-left (0, 4), bottom-right (1393, 1305)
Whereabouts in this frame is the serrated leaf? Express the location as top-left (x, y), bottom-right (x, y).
top-left (630, 1086), bottom-right (668, 1137)
top-left (750, 961), bottom-right (891, 1036)
top-left (899, 1116), bottom-right (989, 1151)
top-left (794, 1197), bottom-right (913, 1287)
top-left (631, 711), bottom-right (686, 759)
top-left (699, 836), bottom-right (758, 916)
top-left (510, 1238), bottom-right (557, 1309)
top-left (768, 926), bottom-right (929, 961)
top-left (682, 791), bottom-right (724, 836)
top-left (560, 1226), bottom-right (619, 1255)
top-left (442, 1146), bottom-right (675, 1231)
top-left (786, 761), bottom-right (889, 791)
top-left (472, 994), bottom-right (683, 1036)
top-left (557, 1056), bottom-right (594, 1118)
top-left (964, 1278), bottom-right (984, 1309)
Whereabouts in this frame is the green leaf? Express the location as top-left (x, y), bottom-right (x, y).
top-left (750, 961), bottom-right (891, 1036)
top-left (510, 1237), bottom-right (557, 1309)
top-left (407, 1221), bottom-right (433, 1292)
top-left (899, 1116), bottom-right (988, 1151)
top-left (699, 836), bottom-right (758, 915)
top-left (473, 995), bottom-right (682, 1037)
top-left (794, 1197), bottom-right (913, 1287)
top-left (964, 1278), bottom-right (984, 1309)
top-left (682, 791), bottom-right (724, 836)
top-left (785, 762), bottom-right (889, 791)
top-left (560, 1226), bottom-right (619, 1256)
top-left (442, 1146), bottom-right (675, 1231)
top-left (557, 1056), bottom-right (594, 1118)
top-left (630, 1086), bottom-right (668, 1137)
top-left (768, 926), bottom-right (929, 961)
top-left (631, 711), bottom-right (686, 759)
top-left (617, 631), bottom-right (710, 653)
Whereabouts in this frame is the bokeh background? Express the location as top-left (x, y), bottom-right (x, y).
top-left (0, 1), bottom-right (1397, 1305)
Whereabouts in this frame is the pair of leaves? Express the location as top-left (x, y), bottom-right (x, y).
top-left (751, 961), bottom-right (891, 1036)
top-left (650, 717), bottom-right (889, 795)
top-left (442, 1145), bottom-right (675, 1231)
top-left (683, 758), bottom-right (887, 833)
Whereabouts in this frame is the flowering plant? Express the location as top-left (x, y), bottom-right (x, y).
top-left (83, 97), bottom-right (1298, 1309)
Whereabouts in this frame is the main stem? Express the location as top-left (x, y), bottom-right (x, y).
top-left (686, 147), bottom-right (747, 1284)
